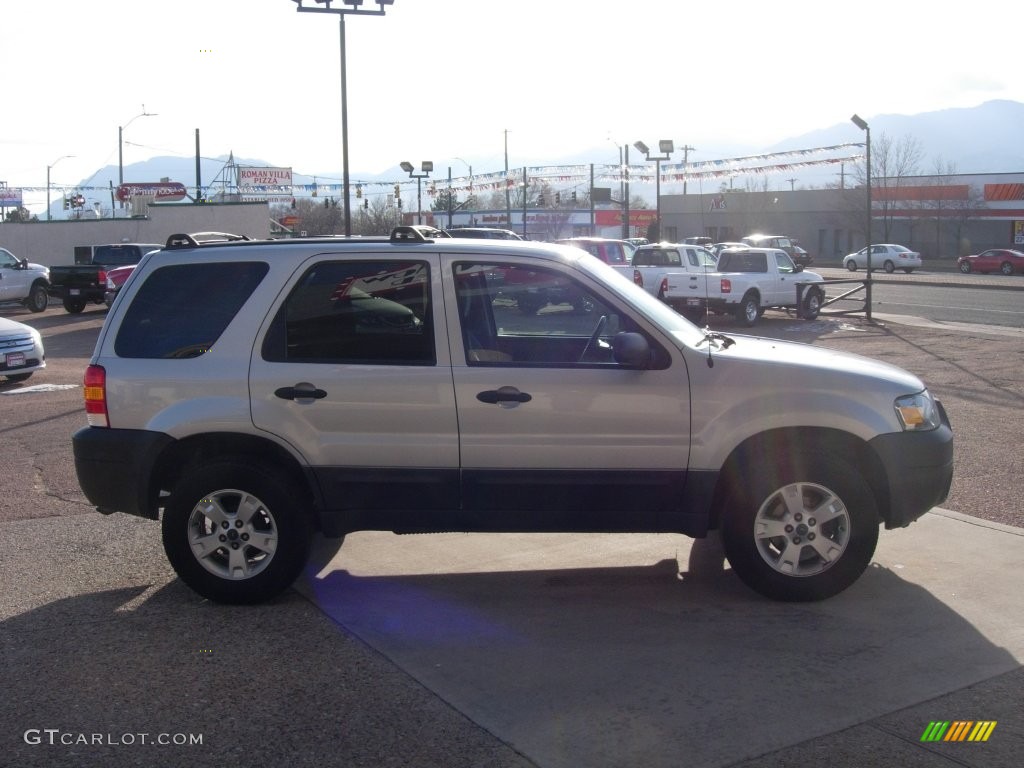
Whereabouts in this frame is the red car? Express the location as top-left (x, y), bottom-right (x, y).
top-left (103, 264), bottom-right (138, 307)
top-left (957, 248), bottom-right (1024, 275)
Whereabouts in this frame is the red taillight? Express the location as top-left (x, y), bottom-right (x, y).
top-left (83, 364), bottom-right (109, 427)
top-left (721, 278), bottom-right (732, 294)
top-left (659, 277), bottom-right (668, 297)
top-left (97, 269), bottom-right (107, 284)
top-left (633, 269), bottom-right (643, 287)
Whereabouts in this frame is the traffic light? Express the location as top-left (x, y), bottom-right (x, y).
top-left (355, 184), bottom-right (362, 198)
top-left (291, 198), bottom-right (296, 210)
top-left (363, 198), bottom-right (368, 209)
top-left (394, 184), bottom-right (401, 199)
top-left (63, 197), bottom-right (69, 210)
top-left (555, 192), bottom-right (561, 205)
top-left (572, 190), bottom-right (577, 203)
top-left (537, 193), bottom-right (544, 207)
top-left (324, 198), bottom-right (329, 209)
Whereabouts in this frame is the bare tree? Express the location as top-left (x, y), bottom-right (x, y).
top-left (867, 133), bottom-right (924, 241)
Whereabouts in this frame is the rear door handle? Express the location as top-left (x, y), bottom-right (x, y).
top-left (275, 384), bottom-right (327, 401)
top-left (477, 385), bottom-right (532, 405)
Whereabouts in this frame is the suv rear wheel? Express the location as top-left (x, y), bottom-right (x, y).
top-left (719, 450), bottom-right (879, 601)
top-left (162, 459), bottom-right (313, 604)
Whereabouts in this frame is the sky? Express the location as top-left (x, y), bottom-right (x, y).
top-left (3, 0), bottom-right (1022, 212)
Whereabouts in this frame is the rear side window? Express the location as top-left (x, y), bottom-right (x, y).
top-left (261, 260), bottom-right (434, 365)
top-left (114, 262), bottom-right (268, 359)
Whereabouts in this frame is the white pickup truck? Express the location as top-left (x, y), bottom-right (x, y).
top-left (631, 242), bottom-right (718, 300)
top-left (0, 246), bottom-right (50, 313)
top-left (656, 246), bottom-right (826, 326)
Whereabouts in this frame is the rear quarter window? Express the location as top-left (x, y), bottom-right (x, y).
top-left (114, 262), bottom-right (268, 359)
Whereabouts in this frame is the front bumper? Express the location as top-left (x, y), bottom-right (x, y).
top-left (869, 401), bottom-right (954, 528)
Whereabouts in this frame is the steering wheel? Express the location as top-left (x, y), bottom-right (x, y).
top-left (578, 314), bottom-right (608, 362)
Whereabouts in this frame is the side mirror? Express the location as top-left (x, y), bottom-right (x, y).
top-left (612, 332), bottom-right (651, 369)
top-left (20, 258), bottom-right (29, 270)
top-left (793, 263), bottom-right (804, 273)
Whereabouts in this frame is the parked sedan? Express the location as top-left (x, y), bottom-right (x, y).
top-left (957, 248), bottom-right (1024, 275)
top-left (0, 316), bottom-right (45, 382)
top-left (843, 244), bottom-right (922, 273)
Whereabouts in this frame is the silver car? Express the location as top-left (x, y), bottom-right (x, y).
top-left (843, 244), bottom-right (922, 273)
top-left (0, 316), bottom-right (46, 382)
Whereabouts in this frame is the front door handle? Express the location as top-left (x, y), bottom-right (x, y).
top-left (477, 385), bottom-right (532, 405)
top-left (275, 384), bottom-right (327, 401)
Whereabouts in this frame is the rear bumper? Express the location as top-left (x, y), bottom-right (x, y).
top-left (73, 427), bottom-right (174, 519)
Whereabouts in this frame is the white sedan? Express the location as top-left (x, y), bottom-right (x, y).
top-left (843, 244), bottom-right (922, 273)
top-left (0, 316), bottom-right (46, 382)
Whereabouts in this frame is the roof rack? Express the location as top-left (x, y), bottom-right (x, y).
top-left (390, 225), bottom-right (450, 242)
top-left (165, 232), bottom-right (251, 249)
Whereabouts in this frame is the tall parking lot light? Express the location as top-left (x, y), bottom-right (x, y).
top-left (634, 140), bottom-right (673, 241)
top-left (46, 155), bottom-right (75, 221)
top-left (400, 161), bottom-right (432, 224)
top-left (292, 1), bottom-right (395, 236)
top-left (118, 106), bottom-right (156, 216)
top-left (851, 113), bottom-right (872, 321)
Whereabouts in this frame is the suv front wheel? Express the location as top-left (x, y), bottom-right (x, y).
top-left (162, 459), bottom-right (313, 604)
top-left (719, 450), bottom-right (879, 601)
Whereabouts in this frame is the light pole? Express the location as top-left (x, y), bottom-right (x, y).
top-left (46, 155), bottom-right (75, 221)
top-left (851, 113), bottom-right (873, 322)
top-left (450, 156), bottom-right (473, 227)
top-left (633, 140), bottom-right (673, 241)
top-left (118, 105), bottom-right (156, 187)
top-left (400, 161), bottom-right (432, 224)
top-left (292, 1), bottom-right (395, 236)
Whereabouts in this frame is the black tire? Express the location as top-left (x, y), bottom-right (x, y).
top-left (801, 288), bottom-right (822, 320)
top-left (883, 260), bottom-right (895, 274)
top-left (25, 283), bottom-right (49, 313)
top-left (162, 459), bottom-right (313, 604)
top-left (1000, 261), bottom-right (1013, 276)
top-left (734, 293), bottom-right (759, 327)
top-left (719, 450), bottom-right (880, 601)
top-left (63, 297), bottom-right (87, 314)
top-left (845, 260), bottom-right (857, 272)
top-left (958, 261), bottom-right (971, 274)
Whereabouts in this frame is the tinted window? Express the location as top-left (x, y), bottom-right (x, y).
top-left (262, 260), bottom-right (433, 365)
top-left (719, 252), bottom-right (767, 272)
top-left (454, 261), bottom-right (668, 368)
top-left (115, 262), bottom-right (268, 359)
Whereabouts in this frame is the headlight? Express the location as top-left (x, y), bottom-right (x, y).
top-left (895, 391), bottom-right (941, 431)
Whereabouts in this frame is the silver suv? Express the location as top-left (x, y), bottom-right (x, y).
top-left (73, 227), bottom-right (953, 604)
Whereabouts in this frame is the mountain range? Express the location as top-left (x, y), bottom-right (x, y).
top-left (57, 100), bottom-right (1024, 217)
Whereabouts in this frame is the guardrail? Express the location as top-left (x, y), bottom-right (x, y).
top-left (798, 278), bottom-right (871, 318)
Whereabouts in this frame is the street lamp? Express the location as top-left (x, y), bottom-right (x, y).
top-left (118, 105), bottom-right (156, 187)
top-left (633, 139), bottom-right (674, 241)
top-left (292, 1), bottom-right (395, 236)
top-left (851, 113), bottom-right (873, 321)
top-left (400, 160), bottom-right (432, 224)
top-left (46, 155), bottom-right (75, 221)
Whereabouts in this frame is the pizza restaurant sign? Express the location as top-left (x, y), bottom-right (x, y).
top-left (237, 167), bottom-right (293, 187)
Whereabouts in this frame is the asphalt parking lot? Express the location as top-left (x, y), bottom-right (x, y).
top-left (1, 299), bottom-right (1022, 768)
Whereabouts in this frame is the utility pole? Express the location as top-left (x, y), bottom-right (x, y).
top-left (679, 144), bottom-right (696, 194)
top-left (787, 177), bottom-right (797, 191)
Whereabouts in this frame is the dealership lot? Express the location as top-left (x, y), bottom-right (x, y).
top-left (2, 301), bottom-right (1022, 767)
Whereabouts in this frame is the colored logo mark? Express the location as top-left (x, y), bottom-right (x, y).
top-left (920, 721), bottom-right (997, 742)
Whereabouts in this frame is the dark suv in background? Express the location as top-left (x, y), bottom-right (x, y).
top-left (445, 227), bottom-right (523, 240)
top-left (741, 235), bottom-right (813, 267)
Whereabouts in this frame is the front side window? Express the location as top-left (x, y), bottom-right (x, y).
top-left (262, 260), bottom-right (433, 365)
top-left (115, 262), bottom-right (268, 359)
top-left (775, 251), bottom-right (797, 273)
top-left (454, 261), bottom-right (665, 368)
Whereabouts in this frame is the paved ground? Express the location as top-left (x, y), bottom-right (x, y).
top-left (1, 301), bottom-right (1021, 768)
